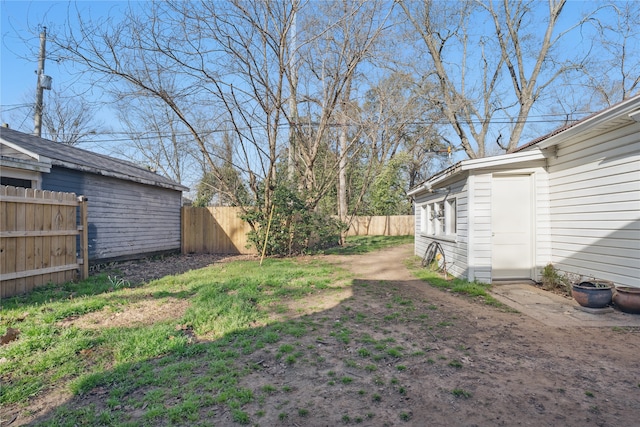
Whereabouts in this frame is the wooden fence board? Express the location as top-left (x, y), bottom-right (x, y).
top-left (2, 187), bottom-right (17, 296)
top-left (345, 215), bottom-right (414, 237)
top-left (181, 206), bottom-right (256, 255)
top-left (42, 201), bottom-right (53, 285)
top-left (64, 194), bottom-right (76, 283)
top-left (0, 185), bottom-right (89, 298)
top-left (15, 187), bottom-right (27, 294)
top-left (25, 188), bottom-right (36, 290)
top-left (34, 194), bottom-right (44, 287)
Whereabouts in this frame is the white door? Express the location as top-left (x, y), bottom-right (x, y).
top-left (491, 174), bottom-right (533, 280)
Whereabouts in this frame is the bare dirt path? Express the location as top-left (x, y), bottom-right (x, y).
top-left (5, 244), bottom-right (640, 426)
top-left (230, 244), bottom-right (640, 426)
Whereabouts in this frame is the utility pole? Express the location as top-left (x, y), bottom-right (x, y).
top-left (33, 27), bottom-right (50, 137)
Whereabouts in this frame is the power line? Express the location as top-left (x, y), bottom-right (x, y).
top-left (66, 116), bottom-right (583, 144)
top-left (17, 105), bottom-right (35, 130)
top-left (1, 98), bottom-right (594, 144)
top-left (0, 103), bottom-right (33, 112)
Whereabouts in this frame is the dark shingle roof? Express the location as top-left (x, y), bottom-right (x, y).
top-left (0, 127), bottom-right (187, 192)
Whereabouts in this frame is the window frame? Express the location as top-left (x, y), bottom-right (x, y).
top-left (446, 198), bottom-right (457, 235)
top-left (421, 197), bottom-right (457, 238)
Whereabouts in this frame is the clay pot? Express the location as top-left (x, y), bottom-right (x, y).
top-left (572, 281), bottom-right (613, 308)
top-left (613, 287), bottom-right (640, 314)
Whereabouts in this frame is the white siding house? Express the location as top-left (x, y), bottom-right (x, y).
top-left (409, 95), bottom-right (640, 288)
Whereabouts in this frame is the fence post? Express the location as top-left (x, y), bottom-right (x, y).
top-left (181, 206), bottom-right (187, 254)
top-left (78, 196), bottom-right (89, 280)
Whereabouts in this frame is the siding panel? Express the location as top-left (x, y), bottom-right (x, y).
top-left (469, 173), bottom-right (493, 283)
top-left (414, 177), bottom-right (469, 280)
top-left (548, 121), bottom-right (640, 288)
top-left (42, 167), bottom-right (182, 263)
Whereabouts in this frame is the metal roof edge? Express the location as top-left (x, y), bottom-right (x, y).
top-left (460, 148), bottom-right (546, 170)
top-left (408, 149), bottom-right (546, 197)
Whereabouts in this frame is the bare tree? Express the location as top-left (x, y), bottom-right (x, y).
top-left (291, 0), bottom-right (394, 208)
top-left (349, 72), bottom-right (447, 215)
top-left (51, 0), bottom-right (396, 226)
top-left (399, 0), bottom-right (586, 158)
top-left (52, 0), bottom-right (299, 211)
top-left (585, 1), bottom-right (640, 105)
top-left (40, 89), bottom-right (103, 145)
top-left (114, 96), bottom-right (198, 184)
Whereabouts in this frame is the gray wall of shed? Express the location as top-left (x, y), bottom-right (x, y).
top-left (42, 167), bottom-right (182, 263)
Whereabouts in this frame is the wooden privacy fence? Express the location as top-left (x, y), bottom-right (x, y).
top-left (344, 215), bottom-right (414, 236)
top-left (0, 186), bottom-right (89, 298)
top-left (181, 207), bottom-right (414, 254)
top-left (182, 206), bottom-right (256, 254)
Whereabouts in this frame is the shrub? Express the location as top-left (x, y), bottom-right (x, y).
top-left (241, 185), bottom-right (345, 256)
top-left (541, 264), bottom-right (571, 296)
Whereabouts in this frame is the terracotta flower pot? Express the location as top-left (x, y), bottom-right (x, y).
top-left (613, 287), bottom-right (640, 314)
top-left (572, 281), bottom-right (613, 308)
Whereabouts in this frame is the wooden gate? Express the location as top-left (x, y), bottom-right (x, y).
top-left (0, 186), bottom-right (89, 298)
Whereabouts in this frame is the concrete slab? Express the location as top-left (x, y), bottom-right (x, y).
top-left (490, 284), bottom-right (640, 328)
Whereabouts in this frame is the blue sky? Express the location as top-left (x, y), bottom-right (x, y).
top-left (1, 1), bottom-right (161, 179)
top-left (1, 0), bottom-right (634, 185)
top-left (1, 0), bottom-right (606, 131)
top-left (1, 1), bottom-right (127, 128)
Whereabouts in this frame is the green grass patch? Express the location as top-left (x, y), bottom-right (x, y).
top-left (451, 388), bottom-right (472, 398)
top-left (320, 235), bottom-right (413, 255)
top-left (448, 359), bottom-right (463, 368)
top-left (410, 262), bottom-right (505, 307)
top-left (298, 408), bottom-right (309, 417)
top-left (1, 236), bottom-right (422, 425)
top-left (0, 255), bottom-right (343, 421)
top-left (358, 348), bottom-right (371, 357)
top-left (400, 411), bottom-right (412, 421)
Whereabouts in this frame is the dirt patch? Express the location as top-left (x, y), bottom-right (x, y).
top-left (57, 297), bottom-right (190, 330)
top-left (3, 245), bottom-right (640, 426)
top-left (92, 253), bottom-right (257, 286)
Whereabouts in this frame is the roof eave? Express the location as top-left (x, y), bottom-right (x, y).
top-left (460, 148), bottom-right (546, 170)
top-left (407, 162), bottom-right (463, 196)
top-left (0, 155), bottom-right (52, 173)
top-left (51, 159), bottom-right (189, 192)
top-left (408, 149), bottom-right (546, 197)
top-left (0, 138), bottom-right (50, 163)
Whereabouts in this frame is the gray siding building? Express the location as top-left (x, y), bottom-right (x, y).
top-left (1, 127), bottom-right (188, 263)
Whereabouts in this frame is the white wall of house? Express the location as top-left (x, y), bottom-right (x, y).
top-left (412, 96), bottom-right (640, 287)
top-left (547, 121), bottom-right (640, 288)
top-left (533, 166), bottom-right (553, 278)
top-left (467, 172), bottom-right (492, 283)
top-left (414, 177), bottom-right (469, 279)
top-left (414, 160), bottom-right (550, 284)
top-left (467, 161), bottom-right (549, 283)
